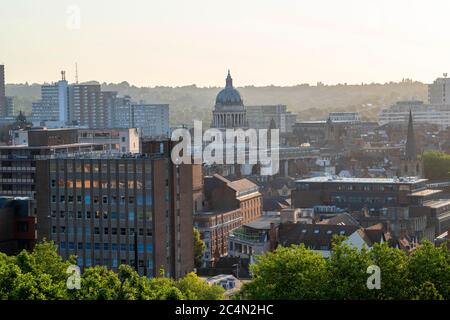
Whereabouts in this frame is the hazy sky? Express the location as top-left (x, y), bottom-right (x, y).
top-left (2, 0), bottom-right (450, 87)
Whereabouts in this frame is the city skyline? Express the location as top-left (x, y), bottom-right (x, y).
top-left (3, 0), bottom-right (450, 86)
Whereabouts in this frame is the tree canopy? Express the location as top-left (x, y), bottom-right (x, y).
top-left (0, 241), bottom-right (224, 300)
top-left (239, 240), bottom-right (450, 300)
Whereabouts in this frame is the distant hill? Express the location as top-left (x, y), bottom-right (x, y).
top-left (6, 80), bottom-right (427, 126)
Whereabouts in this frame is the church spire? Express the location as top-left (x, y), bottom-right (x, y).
top-left (405, 110), bottom-right (417, 160)
top-left (226, 69), bottom-right (233, 88)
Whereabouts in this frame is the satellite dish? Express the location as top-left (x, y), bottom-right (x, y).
top-left (444, 73), bottom-right (448, 78)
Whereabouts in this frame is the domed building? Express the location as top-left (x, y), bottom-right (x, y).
top-left (212, 70), bottom-right (247, 129)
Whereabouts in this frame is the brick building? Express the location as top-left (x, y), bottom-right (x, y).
top-left (194, 174), bottom-right (262, 267)
top-left (36, 143), bottom-right (199, 279)
top-left (0, 197), bottom-right (36, 255)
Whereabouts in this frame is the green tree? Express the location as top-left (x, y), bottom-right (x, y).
top-left (406, 241), bottom-right (450, 299)
top-left (117, 264), bottom-right (154, 300)
top-left (422, 151), bottom-right (450, 180)
top-left (413, 281), bottom-right (444, 300)
top-left (193, 228), bottom-right (206, 269)
top-left (74, 266), bottom-right (121, 300)
top-left (369, 243), bottom-right (410, 299)
top-left (176, 272), bottom-right (224, 300)
top-left (239, 245), bottom-right (329, 299)
top-left (326, 240), bottom-right (373, 300)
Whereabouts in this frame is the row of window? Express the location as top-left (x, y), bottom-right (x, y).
top-left (53, 226), bottom-right (152, 236)
top-left (51, 210), bottom-right (151, 221)
top-left (61, 241), bottom-right (153, 253)
top-left (51, 195), bottom-right (153, 206)
top-left (75, 257), bottom-right (154, 269)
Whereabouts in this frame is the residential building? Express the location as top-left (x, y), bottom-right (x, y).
top-left (0, 65), bottom-right (6, 117)
top-left (110, 95), bottom-right (133, 128)
top-left (31, 72), bottom-right (69, 126)
top-left (131, 103), bottom-right (169, 138)
top-left (6, 96), bottom-right (14, 117)
top-left (36, 144), bottom-right (199, 279)
top-left (0, 197), bottom-right (36, 255)
top-left (68, 84), bottom-right (117, 128)
top-left (428, 76), bottom-right (450, 104)
top-left (274, 223), bottom-right (385, 258)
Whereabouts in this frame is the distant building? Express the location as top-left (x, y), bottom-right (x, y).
top-left (68, 84), bottom-right (117, 128)
top-left (274, 223), bottom-right (385, 258)
top-left (131, 103), bottom-right (169, 138)
top-left (5, 96), bottom-right (14, 117)
top-left (110, 95), bottom-right (133, 128)
top-left (378, 101), bottom-right (450, 128)
top-left (78, 128), bottom-right (140, 153)
top-left (0, 65), bottom-right (7, 117)
top-left (0, 197), bottom-right (36, 255)
top-left (428, 76), bottom-right (450, 104)
top-left (292, 176), bottom-right (433, 211)
top-left (32, 72), bottom-right (69, 126)
top-left (328, 112), bottom-right (361, 123)
top-left (246, 105), bottom-right (296, 133)
top-left (211, 71), bottom-right (247, 129)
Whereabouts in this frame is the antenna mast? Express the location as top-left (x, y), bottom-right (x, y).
top-left (75, 63), bottom-right (79, 84)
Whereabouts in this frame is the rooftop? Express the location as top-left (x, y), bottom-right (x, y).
top-left (296, 176), bottom-right (428, 185)
top-left (408, 189), bottom-right (442, 197)
top-left (423, 199), bottom-right (450, 209)
top-left (244, 215), bottom-right (280, 230)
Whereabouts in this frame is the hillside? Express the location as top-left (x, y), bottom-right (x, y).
top-left (6, 80), bottom-right (427, 126)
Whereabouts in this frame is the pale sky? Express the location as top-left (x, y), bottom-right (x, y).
top-left (2, 0), bottom-right (450, 87)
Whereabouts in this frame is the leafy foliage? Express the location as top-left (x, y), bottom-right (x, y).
top-left (240, 240), bottom-right (450, 300)
top-left (193, 228), bottom-right (206, 269)
top-left (423, 151), bottom-right (450, 180)
top-left (0, 240), bottom-right (224, 300)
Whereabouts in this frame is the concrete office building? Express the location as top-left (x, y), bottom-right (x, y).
top-left (36, 142), bottom-right (200, 278)
top-left (32, 72), bottom-right (69, 127)
top-left (131, 103), bottom-right (169, 138)
top-left (0, 128), bottom-right (105, 205)
top-left (110, 95), bottom-right (133, 128)
top-left (5, 96), bottom-right (14, 117)
top-left (246, 105), bottom-right (297, 133)
top-left (428, 76), bottom-right (450, 104)
top-left (292, 176), bottom-right (433, 211)
top-left (68, 84), bottom-right (117, 128)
